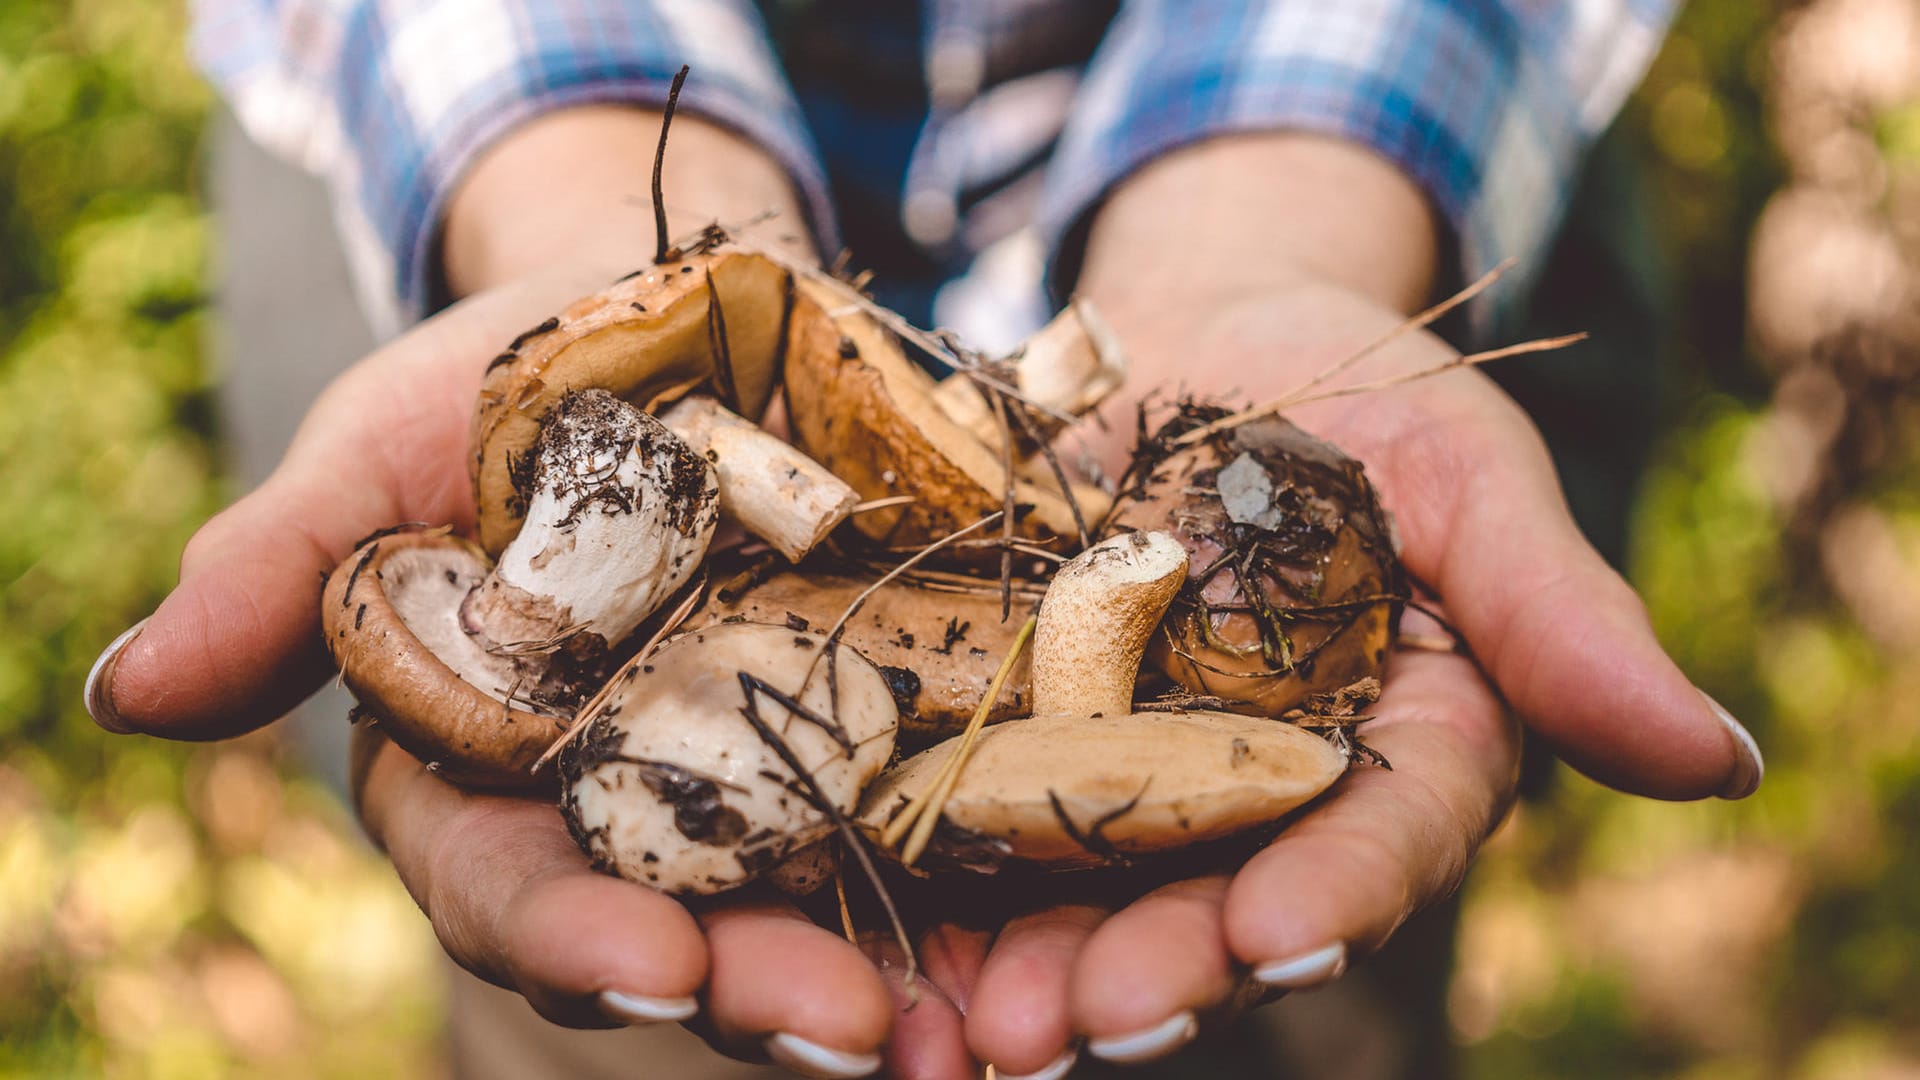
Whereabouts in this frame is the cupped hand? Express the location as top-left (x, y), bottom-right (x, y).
top-left (87, 266), bottom-right (900, 1077)
top-left (880, 276), bottom-right (1763, 1078)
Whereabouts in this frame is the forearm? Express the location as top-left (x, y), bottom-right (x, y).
top-left (442, 105), bottom-right (813, 298)
top-left (1077, 133), bottom-right (1440, 366)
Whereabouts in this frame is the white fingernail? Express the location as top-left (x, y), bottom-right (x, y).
top-left (1252, 941), bottom-right (1348, 989)
top-left (1086, 1010), bottom-right (1197, 1065)
top-left (1699, 689), bottom-right (1763, 800)
top-left (764, 1032), bottom-right (882, 1078)
top-left (995, 1048), bottom-right (1079, 1080)
top-left (597, 989), bottom-right (697, 1024)
top-left (84, 618), bottom-right (147, 735)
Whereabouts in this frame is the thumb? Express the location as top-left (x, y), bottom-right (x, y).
top-left (1413, 428), bottom-right (1762, 802)
top-left (87, 350), bottom-right (474, 740)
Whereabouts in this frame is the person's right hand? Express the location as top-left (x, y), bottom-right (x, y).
top-left (89, 256), bottom-right (929, 1077)
top-left (83, 106), bottom-right (944, 1079)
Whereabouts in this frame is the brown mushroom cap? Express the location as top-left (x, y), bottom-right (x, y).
top-left (322, 529), bottom-right (572, 788)
top-left (560, 621), bottom-right (898, 895)
top-left (1105, 410), bottom-right (1405, 716)
top-left (782, 278), bottom-right (1108, 556)
top-left (691, 558), bottom-right (1044, 745)
top-left (471, 246), bottom-right (790, 556)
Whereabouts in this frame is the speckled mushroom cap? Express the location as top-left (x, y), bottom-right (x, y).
top-left (560, 621), bottom-right (898, 896)
top-left (322, 528), bottom-right (572, 788)
top-left (471, 244), bottom-right (790, 556)
top-left (1104, 409), bottom-right (1405, 717)
top-left (690, 557), bottom-right (1045, 746)
top-left (782, 277), bottom-right (1109, 555)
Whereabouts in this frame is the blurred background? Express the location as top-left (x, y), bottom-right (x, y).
top-left (3, 0), bottom-right (1919, 1076)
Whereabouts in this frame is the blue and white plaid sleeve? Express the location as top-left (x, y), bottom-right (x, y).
top-left (1038, 0), bottom-right (1678, 330)
top-left (191, 0), bottom-right (835, 337)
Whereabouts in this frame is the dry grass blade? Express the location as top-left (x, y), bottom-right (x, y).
top-left (991, 390), bottom-right (1016, 620)
top-left (531, 576), bottom-right (706, 773)
top-left (1284, 332), bottom-right (1589, 408)
top-left (1172, 257), bottom-right (1528, 446)
top-left (882, 614), bottom-right (1037, 863)
top-left (850, 494), bottom-right (916, 515)
top-left (835, 865), bottom-right (857, 944)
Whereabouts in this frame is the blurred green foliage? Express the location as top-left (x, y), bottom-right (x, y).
top-left (0, 2), bottom-right (443, 1077)
top-left (5, 0), bottom-right (1920, 1077)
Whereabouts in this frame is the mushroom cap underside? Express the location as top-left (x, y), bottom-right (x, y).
top-left (322, 530), bottom-right (571, 788)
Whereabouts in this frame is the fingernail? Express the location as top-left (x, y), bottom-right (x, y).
top-left (763, 1032), bottom-right (882, 1078)
top-left (1700, 689), bottom-right (1763, 800)
top-left (1086, 1010), bottom-right (1197, 1065)
top-left (597, 989), bottom-right (697, 1024)
top-left (1253, 941), bottom-right (1348, 989)
top-left (995, 1048), bottom-right (1078, 1080)
top-left (84, 619), bottom-right (147, 735)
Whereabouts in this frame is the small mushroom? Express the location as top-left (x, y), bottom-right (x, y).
top-left (559, 622), bottom-right (898, 896)
top-left (928, 298), bottom-right (1128, 449)
top-left (657, 394), bottom-right (858, 562)
top-left (1104, 408), bottom-right (1405, 716)
top-left (471, 243), bottom-right (790, 556)
top-left (691, 556), bottom-right (1045, 746)
top-left (858, 531), bottom-right (1349, 869)
top-left (323, 389), bottom-right (719, 787)
top-left (782, 278), bottom-right (1110, 556)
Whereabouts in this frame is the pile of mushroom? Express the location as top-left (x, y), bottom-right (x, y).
top-left (319, 216), bottom-right (1405, 898)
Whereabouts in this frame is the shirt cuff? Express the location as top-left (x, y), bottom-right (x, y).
top-left (1037, 0), bottom-right (1674, 334)
top-left (336, 1), bottom-right (836, 325)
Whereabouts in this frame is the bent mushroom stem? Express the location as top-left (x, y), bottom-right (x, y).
top-left (929, 298), bottom-right (1129, 447)
top-left (1030, 530), bottom-right (1189, 718)
top-left (657, 394), bottom-right (858, 562)
top-left (464, 389), bottom-right (720, 655)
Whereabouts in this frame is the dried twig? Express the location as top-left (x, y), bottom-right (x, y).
top-left (651, 65), bottom-right (691, 263)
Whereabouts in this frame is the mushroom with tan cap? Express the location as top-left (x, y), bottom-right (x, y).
top-left (470, 238), bottom-right (792, 557)
top-left (323, 389), bottom-right (720, 787)
top-left (858, 530), bottom-right (1350, 870)
top-left (559, 621), bottom-right (899, 895)
top-left (782, 278), bottom-right (1115, 557)
top-left (1103, 406), bottom-right (1406, 717)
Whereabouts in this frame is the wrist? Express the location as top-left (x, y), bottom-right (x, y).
top-left (1077, 133), bottom-right (1440, 359)
top-left (441, 105), bottom-right (813, 298)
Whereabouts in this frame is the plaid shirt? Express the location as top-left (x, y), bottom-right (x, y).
top-left (192, 0), bottom-right (1675, 343)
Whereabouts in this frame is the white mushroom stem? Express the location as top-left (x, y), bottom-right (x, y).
top-left (658, 394), bottom-right (858, 562)
top-left (930, 298), bottom-right (1130, 443)
top-left (1030, 530), bottom-right (1189, 718)
top-left (465, 390), bottom-right (719, 652)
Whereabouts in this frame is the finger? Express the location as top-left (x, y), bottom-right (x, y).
top-left (1360, 381), bottom-right (1759, 800)
top-left (1069, 880), bottom-right (1227, 1065)
top-left (352, 726), bottom-right (707, 1027)
top-left (90, 270), bottom-right (599, 741)
top-left (697, 900), bottom-right (894, 1078)
top-left (1221, 648), bottom-right (1518, 987)
top-left (862, 934), bottom-right (976, 1080)
top-left (92, 340), bottom-right (476, 740)
top-left (964, 903), bottom-right (1107, 1077)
